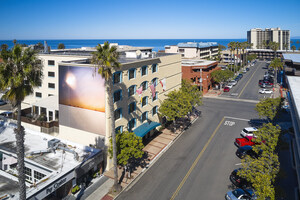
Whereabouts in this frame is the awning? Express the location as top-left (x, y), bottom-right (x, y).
top-left (133, 121), bottom-right (161, 137)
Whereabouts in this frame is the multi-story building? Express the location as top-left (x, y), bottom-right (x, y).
top-left (247, 28), bottom-right (290, 50)
top-left (165, 42), bottom-right (218, 59)
top-left (19, 44), bottom-right (181, 170)
top-left (181, 59), bottom-right (220, 94)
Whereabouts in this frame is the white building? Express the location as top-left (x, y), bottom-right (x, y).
top-left (165, 42), bottom-right (218, 59)
top-left (247, 28), bottom-right (290, 50)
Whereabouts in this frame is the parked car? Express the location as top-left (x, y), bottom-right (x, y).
top-left (230, 80), bottom-right (237, 86)
top-left (235, 136), bottom-right (257, 147)
top-left (236, 146), bottom-right (262, 159)
top-left (259, 89), bottom-right (273, 94)
top-left (227, 84), bottom-right (233, 89)
top-left (238, 74), bottom-right (243, 78)
top-left (225, 188), bottom-right (257, 200)
top-left (0, 100), bottom-right (7, 106)
top-left (260, 83), bottom-right (273, 88)
top-left (235, 77), bottom-right (241, 82)
top-left (246, 67), bottom-right (250, 71)
top-left (242, 69), bottom-right (247, 73)
top-left (241, 127), bottom-right (258, 137)
top-left (229, 168), bottom-right (251, 188)
top-left (224, 86), bottom-right (230, 92)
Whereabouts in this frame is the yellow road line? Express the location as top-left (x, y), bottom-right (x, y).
top-left (170, 117), bottom-right (225, 200)
top-left (238, 65), bottom-right (260, 98)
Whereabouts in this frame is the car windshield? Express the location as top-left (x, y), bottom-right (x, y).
top-left (243, 128), bottom-right (249, 133)
top-left (232, 189), bottom-right (244, 198)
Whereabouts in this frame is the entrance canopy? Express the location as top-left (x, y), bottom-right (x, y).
top-left (133, 121), bottom-right (161, 137)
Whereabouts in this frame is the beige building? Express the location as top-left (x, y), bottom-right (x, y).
top-left (19, 45), bottom-right (181, 169)
top-left (165, 42), bottom-right (218, 59)
top-left (247, 28), bottom-right (290, 50)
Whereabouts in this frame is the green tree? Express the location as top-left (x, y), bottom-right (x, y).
top-left (1, 44), bottom-right (8, 51)
top-left (180, 80), bottom-right (202, 107)
top-left (269, 41), bottom-right (279, 58)
top-left (291, 45), bottom-right (296, 52)
top-left (296, 40), bottom-right (300, 44)
top-left (91, 42), bottom-right (121, 192)
top-left (108, 131), bottom-right (144, 167)
top-left (13, 39), bottom-right (17, 45)
top-left (255, 97), bottom-right (282, 123)
top-left (211, 69), bottom-right (234, 90)
top-left (247, 54), bottom-right (257, 62)
top-left (241, 42), bottom-right (248, 66)
top-left (269, 58), bottom-right (283, 85)
top-left (228, 42), bottom-right (236, 71)
top-left (35, 42), bottom-right (44, 51)
top-left (283, 43), bottom-right (288, 52)
top-left (0, 44), bottom-right (43, 200)
top-left (57, 43), bottom-right (65, 49)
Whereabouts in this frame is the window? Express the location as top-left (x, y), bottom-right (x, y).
top-left (48, 83), bottom-right (55, 89)
top-left (113, 71), bottom-right (122, 84)
top-left (128, 68), bottom-right (136, 80)
top-left (128, 102), bottom-right (136, 114)
top-left (48, 94), bottom-right (54, 97)
top-left (48, 71), bottom-right (55, 77)
top-left (49, 111), bottom-right (53, 121)
top-left (152, 64), bottom-right (157, 73)
top-left (48, 60), bottom-right (55, 66)
top-left (151, 78), bottom-right (158, 86)
top-left (115, 126), bottom-right (123, 134)
top-left (179, 49), bottom-right (184, 53)
top-left (152, 106), bottom-right (158, 116)
top-left (152, 92), bottom-right (158, 101)
top-left (114, 108), bottom-right (122, 120)
top-left (128, 118), bottom-right (136, 131)
top-left (128, 85), bottom-right (136, 97)
top-left (142, 96), bottom-right (148, 107)
top-left (113, 90), bottom-right (122, 102)
top-left (141, 81), bottom-right (148, 91)
top-left (34, 171), bottom-right (46, 181)
top-left (141, 111), bottom-right (148, 123)
top-left (141, 66), bottom-right (148, 76)
top-left (25, 167), bottom-right (32, 181)
top-left (36, 92), bottom-right (42, 98)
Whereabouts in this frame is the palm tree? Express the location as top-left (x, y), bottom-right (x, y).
top-left (227, 42), bottom-right (234, 71)
top-left (0, 44), bottom-right (43, 200)
top-left (291, 45), bottom-right (296, 52)
top-left (241, 42), bottom-right (249, 66)
top-left (91, 41), bottom-right (122, 192)
top-left (284, 43), bottom-right (288, 52)
top-left (269, 41), bottom-right (279, 58)
top-left (269, 58), bottom-right (283, 86)
top-left (263, 40), bottom-right (267, 49)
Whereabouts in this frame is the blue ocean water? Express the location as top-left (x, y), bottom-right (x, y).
top-left (0, 39), bottom-right (300, 52)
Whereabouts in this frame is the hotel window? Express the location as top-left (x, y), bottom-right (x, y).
top-left (48, 94), bottom-right (54, 97)
top-left (36, 92), bottom-right (42, 98)
top-left (48, 71), bottom-right (55, 77)
top-left (141, 66), bottom-right (148, 76)
top-left (151, 78), bottom-right (158, 86)
top-left (34, 171), bottom-right (46, 181)
top-left (152, 92), bottom-right (158, 101)
top-left (113, 71), bottom-right (122, 84)
top-left (49, 111), bottom-right (53, 121)
top-left (152, 106), bottom-right (158, 116)
top-left (128, 68), bottom-right (136, 80)
top-left (48, 83), bottom-right (55, 89)
top-left (114, 108), bottom-right (122, 120)
top-left (115, 126), bottom-right (123, 134)
top-left (179, 49), bottom-right (184, 53)
top-left (141, 81), bottom-right (148, 91)
top-left (128, 102), bottom-right (136, 114)
top-left (128, 118), bottom-right (136, 131)
top-left (152, 64), bottom-right (157, 73)
top-left (48, 60), bottom-right (55, 66)
top-left (141, 111), bottom-right (148, 123)
top-left (128, 85), bottom-right (136, 97)
top-left (142, 96), bottom-right (148, 107)
top-left (113, 90), bottom-right (122, 103)
top-left (25, 167), bottom-right (32, 181)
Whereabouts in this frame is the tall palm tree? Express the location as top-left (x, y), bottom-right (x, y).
top-left (0, 44), bottom-right (43, 200)
top-left (241, 42), bottom-right (248, 66)
top-left (291, 45), bottom-right (296, 52)
top-left (91, 41), bottom-right (121, 192)
top-left (269, 58), bottom-right (283, 86)
top-left (227, 42), bottom-right (234, 71)
top-left (284, 43), bottom-right (288, 52)
top-left (269, 41), bottom-right (279, 58)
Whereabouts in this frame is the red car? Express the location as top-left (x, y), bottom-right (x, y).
top-left (224, 86), bottom-right (230, 92)
top-left (234, 136), bottom-right (257, 147)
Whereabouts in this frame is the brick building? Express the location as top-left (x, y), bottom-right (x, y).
top-left (181, 59), bottom-right (220, 94)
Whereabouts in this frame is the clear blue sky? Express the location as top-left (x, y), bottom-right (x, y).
top-left (1, 0), bottom-right (300, 40)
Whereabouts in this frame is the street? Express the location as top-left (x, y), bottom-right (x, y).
top-left (116, 61), bottom-right (267, 200)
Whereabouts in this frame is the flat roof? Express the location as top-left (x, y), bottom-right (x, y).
top-left (178, 42), bottom-right (218, 48)
top-left (181, 59), bottom-right (217, 67)
top-left (283, 53), bottom-right (300, 63)
top-left (287, 76), bottom-right (300, 121)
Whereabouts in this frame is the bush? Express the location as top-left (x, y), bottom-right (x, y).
top-left (72, 185), bottom-right (80, 194)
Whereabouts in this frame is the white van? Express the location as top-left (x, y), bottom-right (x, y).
top-left (241, 127), bottom-right (258, 137)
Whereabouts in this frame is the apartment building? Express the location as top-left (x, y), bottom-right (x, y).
top-left (247, 28), bottom-right (290, 50)
top-left (165, 42), bottom-right (218, 59)
top-left (181, 59), bottom-right (220, 94)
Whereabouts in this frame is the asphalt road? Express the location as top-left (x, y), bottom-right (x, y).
top-left (116, 98), bottom-right (260, 200)
top-left (221, 61), bottom-right (272, 100)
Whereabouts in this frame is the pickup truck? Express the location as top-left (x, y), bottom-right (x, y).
top-left (234, 136), bottom-right (257, 147)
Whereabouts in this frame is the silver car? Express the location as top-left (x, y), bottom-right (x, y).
top-left (225, 188), bottom-right (257, 200)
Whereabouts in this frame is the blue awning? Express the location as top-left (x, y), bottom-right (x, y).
top-left (133, 121), bottom-right (161, 137)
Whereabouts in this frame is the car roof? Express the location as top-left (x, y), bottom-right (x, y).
top-left (239, 145), bottom-right (252, 151)
top-left (244, 127), bottom-right (257, 131)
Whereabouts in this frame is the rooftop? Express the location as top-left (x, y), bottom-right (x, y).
top-left (283, 53), bottom-right (300, 64)
top-left (181, 59), bottom-right (217, 67)
top-left (177, 42), bottom-right (218, 48)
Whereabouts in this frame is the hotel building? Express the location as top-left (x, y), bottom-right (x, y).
top-left (247, 28), bottom-right (290, 50)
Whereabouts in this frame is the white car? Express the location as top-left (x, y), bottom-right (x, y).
top-left (241, 127), bottom-right (258, 137)
top-left (226, 84), bottom-right (233, 89)
top-left (229, 80), bottom-right (237, 86)
top-left (259, 89), bottom-right (273, 94)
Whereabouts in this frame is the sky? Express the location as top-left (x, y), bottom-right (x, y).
top-left (1, 0), bottom-right (300, 40)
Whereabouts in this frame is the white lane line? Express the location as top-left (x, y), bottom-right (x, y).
top-left (224, 116), bottom-right (250, 122)
top-left (235, 163), bottom-right (242, 165)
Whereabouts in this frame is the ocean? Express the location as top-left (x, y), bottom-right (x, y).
top-left (0, 39), bottom-right (300, 52)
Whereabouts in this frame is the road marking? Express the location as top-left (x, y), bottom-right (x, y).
top-left (170, 117), bottom-right (225, 200)
top-left (235, 163), bottom-right (242, 165)
top-left (238, 65), bottom-right (260, 98)
top-left (224, 121), bottom-right (236, 126)
top-left (224, 116), bottom-right (250, 122)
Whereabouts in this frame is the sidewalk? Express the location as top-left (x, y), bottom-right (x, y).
top-left (89, 114), bottom-right (199, 200)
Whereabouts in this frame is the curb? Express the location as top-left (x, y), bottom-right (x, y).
top-left (114, 115), bottom-right (199, 199)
